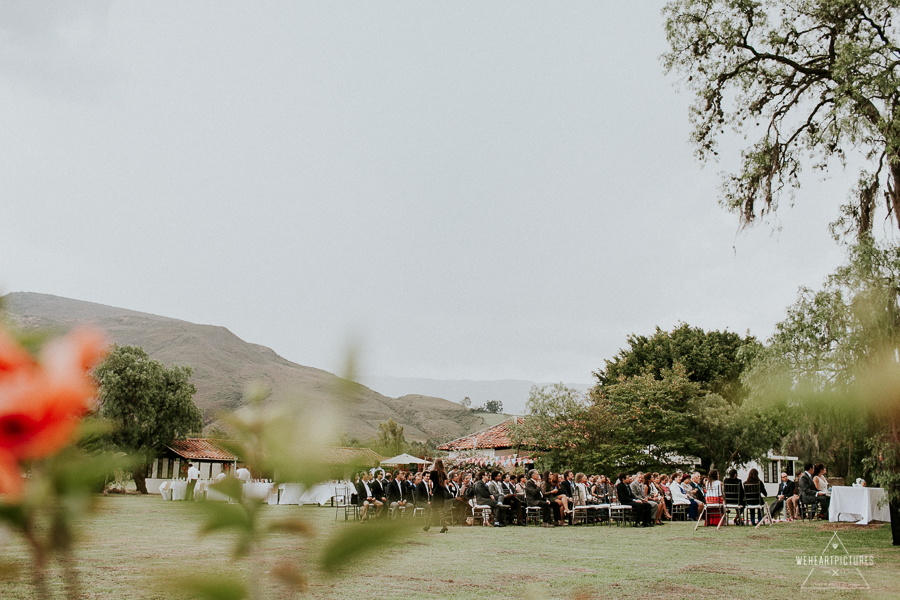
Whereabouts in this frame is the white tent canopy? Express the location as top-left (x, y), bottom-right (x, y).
top-left (380, 453), bottom-right (429, 466)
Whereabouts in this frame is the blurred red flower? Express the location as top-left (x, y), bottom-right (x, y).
top-left (0, 328), bottom-right (107, 498)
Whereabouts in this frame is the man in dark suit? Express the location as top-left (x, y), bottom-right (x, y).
top-left (525, 469), bottom-right (558, 526)
top-left (500, 473), bottom-right (525, 525)
top-left (356, 472), bottom-right (382, 520)
top-left (402, 471), bottom-right (418, 503)
top-left (474, 471), bottom-right (507, 526)
top-left (616, 473), bottom-right (652, 526)
top-left (559, 470), bottom-right (576, 505)
top-left (770, 472), bottom-right (796, 520)
top-left (387, 470), bottom-right (412, 516)
top-left (416, 472), bottom-right (434, 512)
top-left (370, 472), bottom-right (388, 519)
top-left (798, 462), bottom-right (829, 518)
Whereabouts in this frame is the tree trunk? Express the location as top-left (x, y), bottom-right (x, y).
top-left (889, 161), bottom-right (900, 235)
top-left (889, 498), bottom-right (900, 546)
top-left (133, 465), bottom-right (149, 495)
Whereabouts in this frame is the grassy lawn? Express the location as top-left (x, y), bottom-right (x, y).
top-left (0, 495), bottom-right (896, 599)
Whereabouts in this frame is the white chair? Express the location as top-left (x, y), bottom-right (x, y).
top-left (695, 485), bottom-right (726, 531)
top-left (333, 487), bottom-right (359, 521)
top-left (607, 491), bottom-right (632, 527)
top-left (469, 499), bottom-right (492, 526)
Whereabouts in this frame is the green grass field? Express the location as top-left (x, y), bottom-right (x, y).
top-left (0, 495), bottom-right (896, 599)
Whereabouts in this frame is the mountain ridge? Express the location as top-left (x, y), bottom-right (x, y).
top-left (1, 292), bottom-right (488, 444)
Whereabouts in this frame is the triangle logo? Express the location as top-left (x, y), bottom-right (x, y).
top-left (800, 532), bottom-right (869, 590)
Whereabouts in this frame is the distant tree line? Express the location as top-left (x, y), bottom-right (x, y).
top-left (460, 396), bottom-right (503, 414)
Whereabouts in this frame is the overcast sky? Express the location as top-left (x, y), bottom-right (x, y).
top-left (1, 2), bottom-right (882, 384)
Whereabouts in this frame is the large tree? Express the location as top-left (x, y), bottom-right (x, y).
top-left (663, 0), bottom-right (900, 238)
top-left (595, 322), bottom-right (758, 403)
top-left (93, 345), bottom-right (202, 493)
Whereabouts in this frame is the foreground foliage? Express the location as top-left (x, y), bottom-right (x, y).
top-left (1, 496), bottom-right (897, 600)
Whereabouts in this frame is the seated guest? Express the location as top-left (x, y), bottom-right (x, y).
top-left (403, 471), bottom-right (418, 502)
top-left (685, 472), bottom-right (706, 503)
top-left (573, 473), bottom-right (602, 523)
top-left (653, 474), bottom-right (673, 521)
top-left (416, 472), bottom-right (434, 513)
top-left (616, 473), bottom-right (652, 526)
top-left (722, 469), bottom-right (745, 524)
top-left (669, 474), bottom-right (700, 519)
top-left (559, 470), bottom-right (576, 504)
top-left (387, 470), bottom-right (412, 516)
top-left (814, 463), bottom-right (829, 493)
top-left (743, 468), bottom-right (768, 525)
top-left (595, 475), bottom-right (613, 504)
top-left (799, 462), bottom-right (829, 519)
top-left (770, 472), bottom-right (797, 521)
top-left (702, 469), bottom-right (725, 526)
top-left (525, 468), bottom-right (559, 526)
top-left (372, 471), bottom-right (388, 506)
top-left (630, 472), bottom-right (660, 523)
top-left (499, 473), bottom-right (524, 525)
top-left (356, 472), bottom-right (382, 520)
top-left (474, 471), bottom-right (507, 527)
top-left (515, 474), bottom-right (528, 496)
top-left (542, 471), bottom-right (568, 525)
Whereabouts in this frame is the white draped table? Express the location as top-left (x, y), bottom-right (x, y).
top-left (278, 481), bottom-right (354, 505)
top-left (158, 480), bottom-right (353, 506)
top-left (829, 486), bottom-right (891, 525)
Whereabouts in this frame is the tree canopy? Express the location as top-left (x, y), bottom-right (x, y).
top-left (93, 345), bottom-right (202, 493)
top-left (594, 322), bottom-right (758, 403)
top-left (664, 0), bottom-right (900, 238)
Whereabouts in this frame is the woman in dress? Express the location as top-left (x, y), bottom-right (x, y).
top-left (426, 459), bottom-right (450, 532)
top-left (542, 471), bottom-right (568, 525)
top-left (704, 469), bottom-right (724, 526)
top-left (813, 464), bottom-right (829, 493)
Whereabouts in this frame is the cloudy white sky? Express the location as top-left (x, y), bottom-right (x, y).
top-left (0, 2), bottom-right (882, 384)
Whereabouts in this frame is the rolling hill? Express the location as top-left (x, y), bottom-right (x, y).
top-left (0, 292), bottom-right (488, 444)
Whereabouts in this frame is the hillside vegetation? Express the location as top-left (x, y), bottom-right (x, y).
top-left (1, 292), bottom-right (487, 444)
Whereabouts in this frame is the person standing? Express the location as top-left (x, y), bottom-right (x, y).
top-left (186, 463), bottom-right (200, 501)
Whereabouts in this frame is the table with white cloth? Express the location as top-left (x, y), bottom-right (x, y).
top-left (278, 481), bottom-right (355, 505)
top-left (829, 486), bottom-right (891, 525)
top-left (243, 481), bottom-right (278, 504)
top-left (169, 481), bottom-right (189, 501)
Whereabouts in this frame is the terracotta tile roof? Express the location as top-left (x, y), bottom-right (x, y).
top-left (315, 446), bottom-right (385, 466)
top-left (167, 440), bottom-right (383, 466)
top-left (168, 439), bottom-right (236, 461)
top-left (437, 417), bottom-right (525, 451)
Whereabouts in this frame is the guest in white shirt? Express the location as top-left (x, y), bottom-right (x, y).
top-left (186, 463), bottom-right (200, 501)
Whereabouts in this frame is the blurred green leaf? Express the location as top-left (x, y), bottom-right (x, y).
top-left (209, 476), bottom-right (244, 504)
top-left (267, 517), bottom-right (313, 536)
top-left (320, 519), bottom-right (414, 575)
top-left (271, 563), bottom-right (307, 590)
top-left (171, 574), bottom-right (248, 600)
top-left (197, 503), bottom-right (253, 537)
top-left (0, 504), bottom-right (28, 529)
